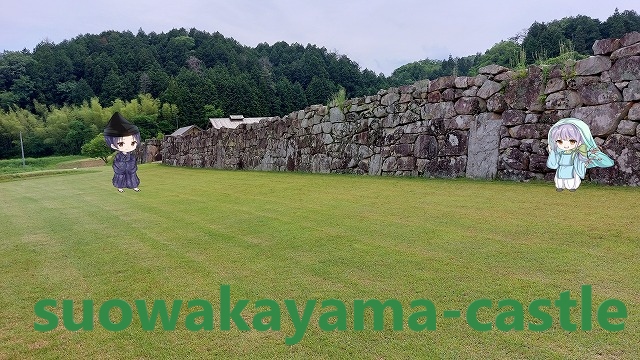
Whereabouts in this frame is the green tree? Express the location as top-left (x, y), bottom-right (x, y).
top-left (204, 104), bottom-right (224, 118)
top-left (0, 51), bottom-right (37, 91)
top-left (129, 114), bottom-right (158, 141)
top-left (159, 102), bottom-right (179, 133)
top-left (441, 55), bottom-right (456, 76)
top-left (0, 107), bottom-right (45, 157)
top-left (602, 9), bottom-right (640, 38)
top-left (101, 70), bottom-right (126, 105)
top-left (63, 119), bottom-right (93, 155)
top-left (83, 53), bottom-right (118, 96)
top-left (10, 75), bottom-right (36, 108)
top-left (389, 59), bottom-right (442, 85)
top-left (0, 91), bottom-right (18, 111)
top-left (81, 133), bottom-right (112, 163)
top-left (522, 21), bottom-right (566, 63)
top-left (172, 67), bottom-right (216, 128)
top-left (305, 76), bottom-right (336, 105)
top-left (31, 40), bottom-right (74, 104)
top-left (472, 41), bottom-right (522, 71)
top-left (562, 15), bottom-right (602, 55)
top-left (71, 79), bottom-right (96, 104)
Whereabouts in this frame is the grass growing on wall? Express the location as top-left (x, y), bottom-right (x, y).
top-left (0, 164), bottom-right (638, 359)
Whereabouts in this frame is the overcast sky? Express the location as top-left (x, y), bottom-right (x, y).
top-left (1, 1), bottom-right (638, 75)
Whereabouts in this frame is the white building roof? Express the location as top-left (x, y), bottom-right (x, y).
top-left (209, 115), bottom-right (265, 129)
top-left (169, 125), bottom-right (202, 137)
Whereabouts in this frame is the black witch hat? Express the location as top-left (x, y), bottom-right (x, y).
top-left (104, 112), bottom-right (139, 137)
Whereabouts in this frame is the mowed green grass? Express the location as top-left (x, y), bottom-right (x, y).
top-left (0, 156), bottom-right (89, 175)
top-left (0, 164), bottom-right (638, 359)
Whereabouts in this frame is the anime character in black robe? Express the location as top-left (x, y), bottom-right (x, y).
top-left (103, 112), bottom-right (141, 192)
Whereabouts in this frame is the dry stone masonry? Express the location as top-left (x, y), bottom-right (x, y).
top-left (160, 32), bottom-right (640, 186)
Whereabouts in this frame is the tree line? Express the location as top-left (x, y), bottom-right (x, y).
top-left (389, 9), bottom-right (640, 85)
top-left (1, 9), bottom-right (638, 159)
top-left (0, 95), bottom-right (177, 159)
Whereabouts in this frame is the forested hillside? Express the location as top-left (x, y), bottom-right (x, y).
top-left (389, 9), bottom-right (640, 85)
top-left (0, 28), bottom-right (389, 158)
top-left (1, 28), bottom-right (388, 123)
top-left (1, 9), bottom-right (638, 159)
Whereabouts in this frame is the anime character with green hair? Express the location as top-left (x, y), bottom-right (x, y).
top-left (546, 118), bottom-right (614, 191)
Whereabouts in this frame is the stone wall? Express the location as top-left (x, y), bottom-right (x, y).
top-left (160, 32), bottom-right (640, 186)
top-left (136, 139), bottom-right (162, 163)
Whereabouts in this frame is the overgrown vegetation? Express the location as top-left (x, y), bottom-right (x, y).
top-left (81, 133), bottom-right (113, 163)
top-left (0, 95), bottom-right (176, 159)
top-left (327, 86), bottom-right (347, 109)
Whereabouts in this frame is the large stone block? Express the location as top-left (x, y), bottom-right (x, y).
top-left (414, 134), bottom-right (438, 158)
top-left (329, 107), bottom-right (345, 123)
top-left (617, 120), bottom-right (637, 135)
top-left (466, 113), bottom-right (503, 179)
top-left (381, 156), bottom-right (397, 172)
top-left (571, 103), bottom-right (628, 136)
top-left (423, 156), bottom-right (467, 178)
top-left (621, 31), bottom-right (640, 46)
top-left (508, 124), bottom-right (549, 139)
top-left (575, 56), bottom-right (612, 75)
top-left (368, 154), bottom-right (382, 175)
top-left (429, 76), bottom-right (456, 92)
top-left (622, 79), bottom-right (640, 101)
top-left (454, 97), bottom-right (487, 115)
top-left (478, 64), bottom-right (509, 75)
top-left (504, 66), bottom-right (545, 110)
top-left (421, 102), bottom-right (456, 120)
top-left (529, 154), bottom-right (550, 173)
top-left (608, 56), bottom-right (640, 81)
top-left (628, 103), bottom-right (640, 120)
top-left (476, 80), bottom-right (502, 99)
top-left (578, 82), bottom-right (622, 105)
top-left (397, 156), bottom-right (416, 171)
top-left (593, 134), bottom-right (640, 185)
top-left (486, 93), bottom-right (507, 113)
top-left (381, 92), bottom-right (401, 106)
top-left (502, 109), bottom-right (526, 126)
top-left (611, 42), bottom-right (640, 60)
top-left (592, 38), bottom-right (621, 55)
top-left (439, 130), bottom-right (468, 156)
top-left (311, 154), bottom-right (331, 173)
top-left (544, 78), bottom-right (566, 94)
top-left (500, 148), bottom-right (529, 171)
top-left (444, 115), bottom-right (474, 130)
top-left (545, 90), bottom-right (582, 109)
top-left (454, 76), bottom-right (469, 88)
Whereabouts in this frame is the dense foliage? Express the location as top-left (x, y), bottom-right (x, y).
top-left (0, 95), bottom-right (177, 159)
top-left (389, 9), bottom-right (640, 85)
top-left (0, 28), bottom-right (389, 125)
top-left (1, 9), bottom-right (638, 159)
top-left (0, 28), bottom-right (389, 158)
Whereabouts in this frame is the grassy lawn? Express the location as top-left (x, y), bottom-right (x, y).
top-left (0, 156), bottom-right (94, 174)
top-left (0, 164), bottom-right (638, 359)
top-left (0, 156), bottom-right (106, 182)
